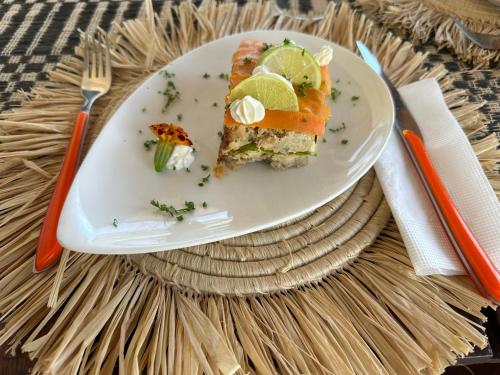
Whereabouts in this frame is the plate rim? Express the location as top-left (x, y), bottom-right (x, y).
top-left (57, 30), bottom-right (395, 254)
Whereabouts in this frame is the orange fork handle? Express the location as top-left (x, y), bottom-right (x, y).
top-left (403, 129), bottom-right (500, 303)
top-left (34, 111), bottom-right (89, 272)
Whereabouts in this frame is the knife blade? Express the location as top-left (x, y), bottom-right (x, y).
top-left (356, 41), bottom-right (500, 305)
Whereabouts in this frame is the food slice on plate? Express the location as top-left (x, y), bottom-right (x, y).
top-left (217, 39), bottom-right (332, 171)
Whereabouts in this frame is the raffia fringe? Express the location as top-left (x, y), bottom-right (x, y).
top-left (354, 0), bottom-right (500, 67)
top-left (0, 1), bottom-right (497, 374)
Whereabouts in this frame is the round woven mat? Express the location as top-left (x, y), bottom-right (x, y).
top-left (129, 170), bottom-right (389, 295)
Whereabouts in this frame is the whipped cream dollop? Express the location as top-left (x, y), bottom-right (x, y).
top-left (251, 65), bottom-right (293, 89)
top-left (314, 46), bottom-right (333, 66)
top-left (229, 95), bottom-right (265, 124)
top-left (166, 145), bottom-right (195, 170)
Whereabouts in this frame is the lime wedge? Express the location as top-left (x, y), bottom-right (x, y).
top-left (229, 74), bottom-right (299, 111)
top-left (257, 44), bottom-right (322, 89)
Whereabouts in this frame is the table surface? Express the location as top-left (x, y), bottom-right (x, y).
top-left (0, 0), bottom-right (498, 373)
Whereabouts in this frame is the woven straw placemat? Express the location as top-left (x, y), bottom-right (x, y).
top-left (0, 1), bottom-right (498, 374)
top-left (355, 0), bottom-right (500, 67)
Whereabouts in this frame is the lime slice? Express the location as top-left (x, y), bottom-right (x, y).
top-left (229, 74), bottom-right (299, 111)
top-left (257, 44), bottom-right (321, 89)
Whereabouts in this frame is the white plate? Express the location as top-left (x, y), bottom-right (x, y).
top-left (58, 30), bottom-right (394, 254)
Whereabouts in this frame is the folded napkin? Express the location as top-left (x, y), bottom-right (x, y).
top-left (374, 78), bottom-right (500, 275)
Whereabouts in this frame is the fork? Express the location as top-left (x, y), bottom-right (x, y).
top-left (34, 33), bottom-right (112, 273)
top-left (453, 19), bottom-right (500, 50)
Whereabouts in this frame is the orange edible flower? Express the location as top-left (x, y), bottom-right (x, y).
top-left (149, 123), bottom-right (193, 146)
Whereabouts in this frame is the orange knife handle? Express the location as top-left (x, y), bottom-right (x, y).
top-left (402, 129), bottom-right (500, 303)
top-left (34, 111), bottom-right (89, 272)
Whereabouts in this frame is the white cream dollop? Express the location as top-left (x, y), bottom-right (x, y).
top-left (229, 95), bottom-right (265, 124)
top-left (314, 45), bottom-right (333, 66)
top-left (166, 145), bottom-right (195, 170)
top-left (251, 65), bottom-right (293, 89)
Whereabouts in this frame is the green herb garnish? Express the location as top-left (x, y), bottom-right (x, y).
top-left (283, 38), bottom-right (290, 45)
top-left (301, 48), bottom-right (305, 56)
top-left (203, 73), bottom-right (210, 79)
top-left (219, 73), bottom-right (229, 80)
top-left (218, 131), bottom-right (223, 139)
top-left (301, 117), bottom-right (308, 123)
top-left (243, 57), bottom-right (252, 64)
top-left (341, 139), bottom-right (349, 145)
top-left (298, 82), bottom-right (313, 97)
top-left (112, 218), bottom-right (118, 227)
top-left (261, 43), bottom-right (273, 52)
top-left (351, 96), bottom-right (359, 102)
top-left (142, 107), bottom-right (147, 112)
top-left (322, 138), bottom-right (327, 143)
top-left (212, 102), bottom-right (218, 107)
top-left (186, 168), bottom-right (191, 173)
top-left (144, 139), bottom-right (158, 150)
top-left (161, 71), bottom-right (175, 79)
top-left (150, 200), bottom-right (195, 221)
top-left (159, 73), bottom-right (180, 112)
top-left (329, 122), bottom-right (346, 133)
top-left (330, 87), bottom-right (341, 102)
top-left (201, 165), bottom-right (209, 171)
top-left (198, 174), bottom-right (211, 187)
top-left (202, 201), bottom-right (207, 208)
top-left (194, 98), bottom-right (198, 103)
top-left (177, 113), bottom-right (183, 121)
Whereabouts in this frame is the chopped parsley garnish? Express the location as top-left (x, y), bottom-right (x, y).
top-left (261, 43), bottom-right (273, 52)
top-left (202, 201), bottom-right (207, 208)
top-left (283, 38), bottom-right (291, 45)
top-left (303, 75), bottom-right (309, 80)
top-left (194, 98), bottom-right (198, 103)
top-left (301, 48), bottom-right (305, 56)
top-left (322, 138), bottom-right (327, 143)
top-left (161, 71), bottom-right (175, 79)
top-left (212, 102), bottom-right (218, 107)
top-left (142, 107), bottom-right (147, 112)
top-left (330, 87), bottom-right (341, 102)
top-left (351, 96), bottom-right (360, 102)
top-left (218, 131), bottom-right (223, 139)
top-left (224, 103), bottom-right (230, 110)
top-left (341, 139), bottom-right (349, 145)
top-left (112, 218), bottom-right (118, 227)
top-left (335, 79), bottom-right (340, 83)
top-left (203, 73), bottom-right (210, 79)
top-left (219, 73), bottom-right (229, 80)
top-left (201, 165), bottom-right (209, 171)
top-left (159, 72), bottom-right (180, 112)
top-left (173, 166), bottom-right (176, 170)
top-left (243, 57), bottom-right (252, 64)
top-left (329, 122), bottom-right (346, 133)
top-left (150, 199), bottom-right (195, 221)
top-left (301, 117), bottom-right (308, 123)
top-left (281, 74), bottom-right (290, 81)
top-left (138, 130), bottom-right (143, 134)
top-left (298, 82), bottom-right (313, 97)
top-left (144, 139), bottom-right (158, 150)
top-left (177, 113), bottom-right (183, 121)
top-left (186, 168), bottom-right (191, 173)
top-left (198, 174), bottom-right (211, 187)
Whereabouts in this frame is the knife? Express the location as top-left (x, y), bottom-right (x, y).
top-left (356, 41), bottom-right (500, 305)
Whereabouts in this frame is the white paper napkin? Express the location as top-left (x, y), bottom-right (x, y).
top-left (374, 78), bottom-right (500, 275)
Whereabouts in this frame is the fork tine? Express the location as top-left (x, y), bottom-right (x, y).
top-left (83, 34), bottom-right (90, 79)
top-left (104, 33), bottom-right (112, 81)
top-left (97, 36), bottom-right (104, 78)
top-left (91, 36), bottom-right (98, 78)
